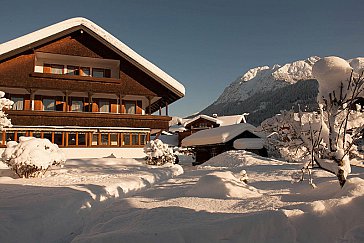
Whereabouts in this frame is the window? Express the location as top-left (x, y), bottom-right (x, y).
top-left (78, 133), bottom-right (86, 146)
top-left (44, 64), bottom-right (64, 74)
top-left (32, 132), bottom-right (42, 138)
top-left (92, 68), bottom-right (111, 78)
top-left (92, 133), bottom-right (98, 146)
top-left (80, 67), bottom-right (90, 76)
top-left (11, 97), bottom-right (24, 110)
top-left (99, 100), bottom-right (110, 113)
top-left (101, 133), bottom-right (108, 145)
top-left (43, 132), bottom-right (53, 142)
top-left (110, 134), bottom-right (118, 146)
top-left (68, 133), bottom-right (76, 146)
top-left (71, 99), bottom-right (83, 112)
top-left (123, 133), bottom-right (130, 145)
top-left (125, 101), bottom-right (136, 114)
top-left (43, 99), bottom-right (55, 111)
top-left (132, 133), bottom-right (139, 145)
top-left (66, 66), bottom-right (80, 75)
top-left (43, 62), bottom-right (113, 78)
top-left (140, 134), bottom-right (147, 145)
top-left (6, 132), bottom-right (15, 143)
top-left (92, 68), bottom-right (105, 78)
top-left (54, 132), bottom-right (63, 146)
top-left (17, 132), bottom-right (26, 141)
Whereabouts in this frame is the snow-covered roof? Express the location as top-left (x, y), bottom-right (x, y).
top-left (184, 115), bottom-right (221, 127)
top-left (215, 114), bottom-right (248, 126)
top-left (183, 114), bottom-right (248, 127)
top-left (182, 123), bottom-right (263, 147)
top-left (169, 124), bottom-right (187, 133)
top-left (0, 17), bottom-right (185, 98)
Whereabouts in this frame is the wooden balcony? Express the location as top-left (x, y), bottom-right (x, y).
top-left (7, 110), bottom-right (171, 130)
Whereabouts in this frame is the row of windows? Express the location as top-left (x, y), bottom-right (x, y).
top-left (10, 95), bottom-right (141, 114)
top-left (44, 64), bottom-right (112, 78)
top-left (0, 131), bottom-right (148, 147)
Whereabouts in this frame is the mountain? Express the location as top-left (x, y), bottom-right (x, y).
top-left (200, 56), bottom-right (364, 126)
top-left (200, 56), bottom-right (320, 125)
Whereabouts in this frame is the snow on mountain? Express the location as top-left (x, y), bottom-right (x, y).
top-left (201, 56), bottom-right (363, 125)
top-left (214, 56), bottom-right (320, 105)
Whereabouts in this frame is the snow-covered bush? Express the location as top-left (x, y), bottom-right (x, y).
top-left (144, 139), bottom-right (176, 165)
top-left (1, 136), bottom-right (66, 178)
top-left (262, 56), bottom-right (364, 187)
top-left (0, 91), bottom-right (13, 129)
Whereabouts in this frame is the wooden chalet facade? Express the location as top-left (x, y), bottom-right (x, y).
top-left (0, 18), bottom-right (185, 149)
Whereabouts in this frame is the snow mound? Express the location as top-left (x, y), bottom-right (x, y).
top-left (199, 151), bottom-right (247, 169)
top-left (312, 56), bottom-right (353, 103)
top-left (186, 171), bottom-right (261, 199)
top-left (349, 57), bottom-right (364, 74)
top-left (2, 136), bottom-right (66, 177)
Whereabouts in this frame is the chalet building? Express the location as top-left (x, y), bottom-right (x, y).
top-left (170, 113), bottom-right (249, 146)
top-left (181, 123), bottom-right (267, 164)
top-left (0, 17), bottom-right (185, 157)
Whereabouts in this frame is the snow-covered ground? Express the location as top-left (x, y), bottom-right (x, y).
top-left (1, 151), bottom-right (363, 242)
top-left (0, 158), bottom-right (182, 243)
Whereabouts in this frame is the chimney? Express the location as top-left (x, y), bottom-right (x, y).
top-left (212, 113), bottom-right (218, 118)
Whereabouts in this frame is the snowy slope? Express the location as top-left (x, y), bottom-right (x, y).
top-left (201, 56), bottom-right (364, 125)
top-left (214, 56), bottom-right (320, 105)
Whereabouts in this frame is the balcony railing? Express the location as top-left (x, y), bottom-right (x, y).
top-left (7, 110), bottom-right (171, 130)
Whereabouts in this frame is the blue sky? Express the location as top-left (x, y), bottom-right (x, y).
top-left (1, 0), bottom-right (364, 117)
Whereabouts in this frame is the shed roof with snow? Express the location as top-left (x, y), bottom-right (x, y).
top-left (181, 123), bottom-right (263, 147)
top-left (183, 113), bottom-right (248, 128)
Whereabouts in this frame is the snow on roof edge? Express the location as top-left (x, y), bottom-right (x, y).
top-left (181, 123), bottom-right (262, 147)
top-left (0, 17), bottom-right (185, 97)
top-left (184, 114), bottom-right (221, 127)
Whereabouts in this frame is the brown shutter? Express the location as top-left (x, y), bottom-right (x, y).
top-left (110, 100), bottom-right (118, 113)
top-left (92, 99), bottom-right (99, 112)
top-left (105, 69), bottom-right (111, 78)
top-left (55, 97), bottom-right (64, 111)
top-left (121, 100), bottom-right (126, 113)
top-left (34, 95), bottom-right (42, 110)
top-left (24, 95), bottom-right (31, 110)
top-left (136, 100), bottom-right (142, 114)
top-left (43, 64), bottom-right (51, 74)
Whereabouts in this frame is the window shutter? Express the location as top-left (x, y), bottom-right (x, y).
top-left (55, 97), bottom-right (64, 111)
top-left (105, 69), bottom-right (111, 78)
top-left (121, 100), bottom-right (126, 114)
top-left (34, 95), bottom-right (42, 110)
top-left (92, 99), bottom-right (99, 112)
top-left (43, 64), bottom-right (51, 74)
top-left (24, 95), bottom-right (31, 110)
top-left (110, 100), bottom-right (118, 113)
top-left (136, 100), bottom-right (143, 114)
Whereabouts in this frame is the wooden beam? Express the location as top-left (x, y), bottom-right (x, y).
top-left (148, 96), bottom-right (152, 115)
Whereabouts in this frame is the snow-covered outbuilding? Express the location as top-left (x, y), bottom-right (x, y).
top-left (181, 123), bottom-right (267, 164)
top-left (174, 113), bottom-right (249, 146)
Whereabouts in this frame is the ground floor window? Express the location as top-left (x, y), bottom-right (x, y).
top-left (0, 130), bottom-right (149, 148)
